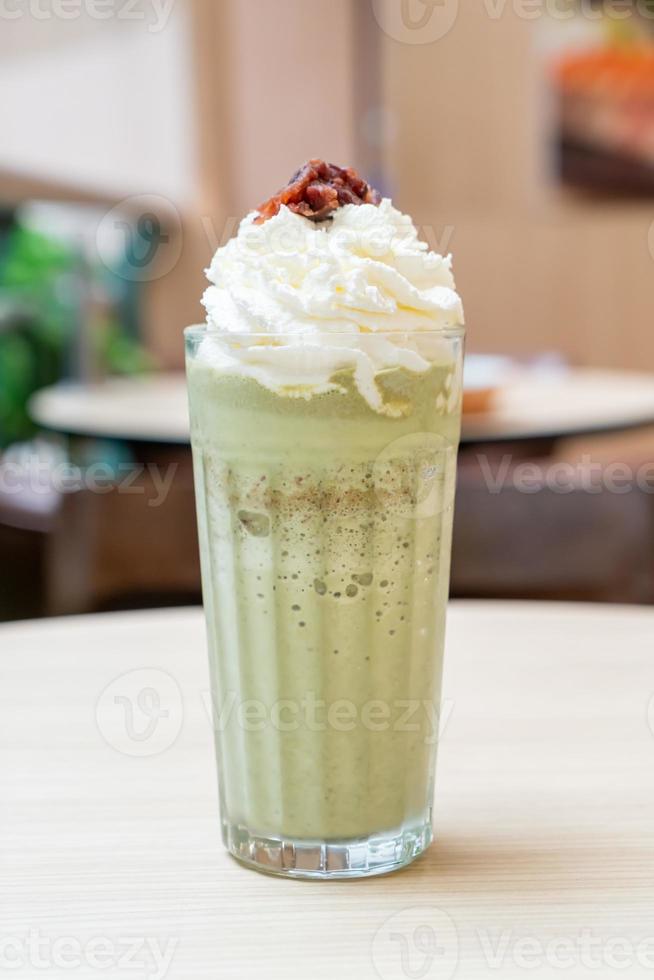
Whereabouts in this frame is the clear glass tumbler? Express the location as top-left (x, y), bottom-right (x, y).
top-left (185, 326), bottom-right (464, 878)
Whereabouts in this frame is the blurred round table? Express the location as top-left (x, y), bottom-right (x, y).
top-left (29, 366), bottom-right (654, 447)
top-left (3, 602), bottom-right (654, 978)
top-left (29, 373), bottom-right (191, 446)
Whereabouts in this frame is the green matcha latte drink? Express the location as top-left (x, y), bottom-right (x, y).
top-left (185, 161), bottom-right (465, 878)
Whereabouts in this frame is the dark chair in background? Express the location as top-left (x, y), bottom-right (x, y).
top-left (0, 459), bottom-right (59, 620)
top-left (46, 449), bottom-right (201, 615)
top-left (451, 451), bottom-right (654, 603)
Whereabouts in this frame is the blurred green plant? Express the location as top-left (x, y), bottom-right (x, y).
top-left (96, 316), bottom-right (153, 376)
top-left (0, 224), bottom-right (71, 448)
top-left (0, 221), bottom-right (152, 449)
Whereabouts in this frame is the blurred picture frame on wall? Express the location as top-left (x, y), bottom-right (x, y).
top-left (547, 0), bottom-right (654, 194)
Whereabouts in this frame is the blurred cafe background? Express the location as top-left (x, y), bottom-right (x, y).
top-left (3, 0), bottom-right (654, 621)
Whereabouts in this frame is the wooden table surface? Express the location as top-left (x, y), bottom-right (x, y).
top-left (28, 367), bottom-right (654, 446)
top-left (2, 602), bottom-right (654, 978)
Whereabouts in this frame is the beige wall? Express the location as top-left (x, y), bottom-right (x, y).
top-left (380, 2), bottom-right (654, 368)
top-left (148, 0), bottom-right (376, 366)
top-left (218, 0), bottom-right (356, 217)
top-left (0, 8), bottom-right (195, 203)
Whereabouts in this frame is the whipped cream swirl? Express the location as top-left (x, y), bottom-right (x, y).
top-left (200, 199), bottom-right (464, 416)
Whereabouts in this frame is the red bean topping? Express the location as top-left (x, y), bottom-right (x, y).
top-left (255, 159), bottom-right (382, 224)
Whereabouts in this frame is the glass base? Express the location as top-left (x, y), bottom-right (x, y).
top-left (223, 820), bottom-right (433, 880)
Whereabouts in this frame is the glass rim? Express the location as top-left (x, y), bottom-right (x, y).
top-left (184, 324), bottom-right (466, 341)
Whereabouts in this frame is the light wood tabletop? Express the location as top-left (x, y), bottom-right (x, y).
top-left (28, 367), bottom-right (654, 446)
top-left (2, 602), bottom-right (654, 978)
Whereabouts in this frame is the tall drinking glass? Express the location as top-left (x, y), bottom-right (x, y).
top-left (185, 327), bottom-right (464, 878)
